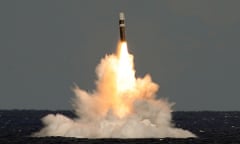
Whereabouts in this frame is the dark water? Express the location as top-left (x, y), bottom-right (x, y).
top-left (0, 110), bottom-right (239, 144)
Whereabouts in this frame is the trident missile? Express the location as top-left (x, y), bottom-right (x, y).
top-left (119, 12), bottom-right (126, 42)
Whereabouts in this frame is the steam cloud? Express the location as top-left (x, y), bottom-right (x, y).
top-left (33, 47), bottom-right (196, 138)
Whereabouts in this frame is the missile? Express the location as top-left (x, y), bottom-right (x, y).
top-left (119, 12), bottom-right (126, 42)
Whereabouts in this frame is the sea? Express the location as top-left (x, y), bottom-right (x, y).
top-left (0, 110), bottom-right (239, 144)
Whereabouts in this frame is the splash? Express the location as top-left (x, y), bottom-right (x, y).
top-left (33, 42), bottom-right (196, 138)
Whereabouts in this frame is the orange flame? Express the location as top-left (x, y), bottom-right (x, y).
top-left (88, 41), bottom-right (158, 118)
top-left (116, 42), bottom-right (135, 92)
top-left (112, 42), bottom-right (136, 117)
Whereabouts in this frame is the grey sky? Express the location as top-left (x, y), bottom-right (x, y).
top-left (0, 0), bottom-right (239, 111)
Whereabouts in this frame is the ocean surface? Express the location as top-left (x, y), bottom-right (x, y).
top-left (0, 110), bottom-right (239, 144)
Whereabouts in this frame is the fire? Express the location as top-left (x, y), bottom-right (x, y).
top-left (116, 42), bottom-right (135, 92)
top-left (113, 42), bottom-right (136, 117)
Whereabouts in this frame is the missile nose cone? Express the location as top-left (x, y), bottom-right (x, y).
top-left (119, 12), bottom-right (125, 20)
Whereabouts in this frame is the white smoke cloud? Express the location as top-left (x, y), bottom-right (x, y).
top-left (33, 51), bottom-right (196, 138)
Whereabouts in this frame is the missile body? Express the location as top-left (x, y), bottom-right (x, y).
top-left (119, 12), bottom-right (126, 42)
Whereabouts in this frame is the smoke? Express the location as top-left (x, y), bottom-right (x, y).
top-left (33, 43), bottom-right (196, 138)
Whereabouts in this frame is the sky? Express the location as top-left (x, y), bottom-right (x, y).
top-left (0, 0), bottom-right (239, 111)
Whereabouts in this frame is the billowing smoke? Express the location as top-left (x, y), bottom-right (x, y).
top-left (33, 43), bottom-right (196, 138)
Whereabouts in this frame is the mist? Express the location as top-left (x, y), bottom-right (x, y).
top-left (33, 43), bottom-right (196, 138)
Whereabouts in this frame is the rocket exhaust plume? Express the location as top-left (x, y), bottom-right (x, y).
top-left (33, 13), bottom-right (196, 138)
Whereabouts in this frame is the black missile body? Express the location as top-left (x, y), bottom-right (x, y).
top-left (119, 12), bottom-right (126, 42)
